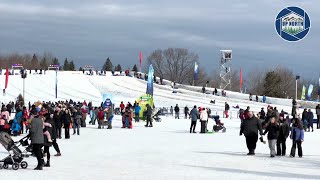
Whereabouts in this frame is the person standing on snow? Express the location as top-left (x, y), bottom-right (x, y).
top-left (145, 104), bottom-right (153, 127)
top-left (120, 102), bottom-right (125, 116)
top-left (290, 118), bottom-right (304, 158)
top-left (200, 108), bottom-right (208, 133)
top-left (122, 105), bottom-right (133, 128)
top-left (62, 108), bottom-right (71, 139)
top-left (224, 102), bottom-right (230, 118)
top-left (170, 106), bottom-right (173, 116)
top-left (276, 116), bottom-right (290, 156)
top-left (106, 107), bottom-right (114, 129)
top-left (316, 104), bottom-right (320, 129)
top-left (134, 103), bottom-right (141, 122)
top-left (307, 109), bottom-right (314, 132)
top-left (174, 104), bottom-right (180, 119)
top-left (97, 107), bottom-right (105, 129)
top-left (29, 112), bottom-right (45, 170)
top-left (189, 106), bottom-right (198, 133)
top-left (240, 111), bottom-right (263, 155)
top-left (184, 106), bottom-right (189, 119)
top-left (263, 117), bottom-right (280, 158)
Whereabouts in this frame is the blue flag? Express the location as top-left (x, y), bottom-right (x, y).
top-left (194, 62), bottom-right (198, 80)
top-left (55, 69), bottom-right (58, 98)
top-left (307, 84), bottom-right (314, 100)
top-left (146, 64), bottom-right (154, 96)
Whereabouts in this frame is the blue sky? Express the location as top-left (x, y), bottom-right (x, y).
top-left (0, 0), bottom-right (318, 78)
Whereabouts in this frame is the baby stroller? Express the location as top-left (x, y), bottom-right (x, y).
top-left (212, 115), bottom-right (226, 133)
top-left (153, 110), bottom-right (162, 122)
top-left (0, 132), bottom-right (28, 170)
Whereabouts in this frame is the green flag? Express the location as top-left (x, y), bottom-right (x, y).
top-left (301, 85), bottom-right (306, 100)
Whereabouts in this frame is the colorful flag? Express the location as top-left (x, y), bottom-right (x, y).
top-left (301, 85), bottom-right (306, 100)
top-left (194, 62), bottom-right (198, 80)
top-left (5, 67), bottom-right (8, 89)
top-left (146, 64), bottom-right (154, 96)
top-left (240, 68), bottom-right (243, 91)
top-left (55, 69), bottom-right (58, 98)
top-left (139, 51), bottom-right (143, 72)
top-left (307, 84), bottom-right (314, 100)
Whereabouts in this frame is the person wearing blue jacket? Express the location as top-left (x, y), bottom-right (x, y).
top-left (134, 103), bottom-right (141, 122)
top-left (290, 118), bottom-right (304, 158)
top-left (12, 109), bottom-right (22, 136)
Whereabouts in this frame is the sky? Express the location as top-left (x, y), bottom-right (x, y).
top-left (0, 0), bottom-right (319, 78)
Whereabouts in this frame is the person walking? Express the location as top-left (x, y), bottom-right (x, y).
top-left (29, 112), bottom-right (45, 170)
top-left (184, 106), bottom-right (189, 119)
top-left (290, 118), bottom-right (304, 158)
top-left (316, 104), bottom-right (320, 129)
top-left (145, 104), bottom-right (153, 127)
top-left (224, 102), bottom-right (230, 118)
top-left (134, 103), bottom-right (141, 122)
top-left (174, 104), bottom-right (180, 119)
top-left (263, 117), bottom-right (280, 158)
top-left (276, 116), bottom-right (290, 156)
top-left (200, 108), bottom-right (208, 133)
top-left (240, 111), bottom-right (263, 155)
top-left (189, 106), bottom-right (198, 133)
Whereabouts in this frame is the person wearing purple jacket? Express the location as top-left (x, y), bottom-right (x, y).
top-left (290, 118), bottom-right (304, 158)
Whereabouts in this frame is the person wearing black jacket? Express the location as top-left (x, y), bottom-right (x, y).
top-left (53, 108), bottom-right (63, 139)
top-left (276, 117), bottom-right (290, 156)
top-left (240, 111), bottom-right (263, 155)
top-left (62, 108), bottom-right (72, 139)
top-left (174, 104), bottom-right (180, 119)
top-left (260, 108), bottom-right (266, 120)
top-left (184, 106), bottom-right (189, 119)
top-left (145, 104), bottom-right (153, 127)
top-left (45, 113), bottom-right (61, 158)
top-left (263, 117), bottom-right (280, 158)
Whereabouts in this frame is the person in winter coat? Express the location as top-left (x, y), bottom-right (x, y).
top-left (307, 109), bottom-right (314, 132)
top-left (134, 103), bottom-right (141, 122)
top-left (72, 108), bottom-right (81, 135)
top-left (316, 104), bottom-right (320, 129)
top-left (22, 106), bottom-right (29, 134)
top-left (262, 95), bottom-right (266, 103)
top-left (106, 107), bottom-right (114, 129)
top-left (93, 107), bottom-right (99, 125)
top-left (200, 108), bottom-right (208, 133)
top-left (244, 106), bottom-right (250, 120)
top-left (120, 102), bottom-right (125, 116)
top-left (97, 107), bottom-right (105, 129)
top-left (302, 109), bottom-right (308, 130)
top-left (224, 102), bottom-right (230, 118)
top-left (122, 105), bottom-right (133, 128)
top-left (62, 108), bottom-right (72, 139)
top-left (263, 117), bottom-right (280, 157)
top-left (170, 106), bottom-right (173, 116)
top-left (53, 107), bottom-right (62, 139)
top-left (174, 104), bottom-right (180, 119)
top-left (290, 118), bottom-right (304, 158)
top-left (189, 106), bottom-right (198, 133)
top-left (260, 108), bottom-right (266, 120)
top-left (240, 111), bottom-right (263, 155)
top-left (12, 109), bottom-right (22, 136)
top-left (29, 113), bottom-right (45, 170)
top-left (276, 116), bottom-right (290, 156)
top-left (184, 106), bottom-right (189, 119)
top-left (145, 104), bottom-right (153, 127)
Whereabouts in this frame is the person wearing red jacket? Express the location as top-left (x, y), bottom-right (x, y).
top-left (97, 107), bottom-right (105, 129)
top-left (23, 106), bottom-right (29, 133)
top-left (120, 102), bottom-right (125, 116)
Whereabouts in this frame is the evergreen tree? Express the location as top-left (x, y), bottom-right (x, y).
top-left (51, 57), bottom-right (60, 66)
top-left (39, 57), bottom-right (48, 69)
top-left (132, 64), bottom-right (138, 72)
top-left (79, 67), bottom-right (83, 71)
top-left (263, 71), bottom-right (282, 98)
top-left (31, 54), bottom-right (39, 69)
top-left (103, 57), bottom-right (113, 71)
top-left (69, 60), bottom-right (75, 71)
top-left (63, 58), bottom-right (69, 70)
top-left (115, 64), bottom-right (122, 71)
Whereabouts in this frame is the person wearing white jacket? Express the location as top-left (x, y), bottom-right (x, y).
top-left (200, 108), bottom-right (208, 133)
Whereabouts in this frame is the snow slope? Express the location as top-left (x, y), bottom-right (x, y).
top-left (0, 71), bottom-right (319, 180)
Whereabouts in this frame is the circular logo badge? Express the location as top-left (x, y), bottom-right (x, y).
top-left (275, 6), bottom-right (311, 42)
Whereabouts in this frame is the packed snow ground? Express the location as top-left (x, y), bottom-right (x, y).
top-left (0, 71), bottom-right (320, 179)
top-left (1, 116), bottom-right (320, 180)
